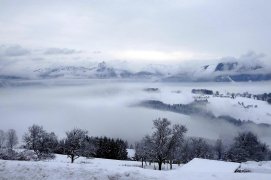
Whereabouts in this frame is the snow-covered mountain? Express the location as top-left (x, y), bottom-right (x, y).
top-left (31, 61), bottom-right (166, 80)
top-left (193, 61), bottom-right (271, 82)
top-left (1, 60), bottom-right (270, 82)
top-left (201, 61), bottom-right (263, 74)
top-left (34, 62), bottom-right (119, 79)
top-left (161, 61), bottom-right (271, 82)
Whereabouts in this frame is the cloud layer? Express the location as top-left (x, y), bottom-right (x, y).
top-left (0, 0), bottom-right (271, 61)
top-left (44, 48), bottom-right (81, 55)
top-left (0, 45), bottom-right (30, 57)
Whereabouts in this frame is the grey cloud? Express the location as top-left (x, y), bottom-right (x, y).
top-left (215, 51), bottom-right (271, 72)
top-left (44, 48), bottom-right (81, 55)
top-left (239, 51), bottom-right (265, 62)
top-left (1, 0), bottom-right (271, 58)
top-left (0, 45), bottom-right (30, 57)
top-left (219, 51), bottom-right (266, 64)
top-left (92, 51), bottom-right (102, 54)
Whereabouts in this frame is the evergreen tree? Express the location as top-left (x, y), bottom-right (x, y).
top-left (226, 132), bottom-right (270, 162)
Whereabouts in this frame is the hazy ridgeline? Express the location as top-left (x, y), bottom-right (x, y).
top-left (0, 80), bottom-right (271, 145)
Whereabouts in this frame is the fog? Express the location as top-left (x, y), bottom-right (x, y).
top-left (1, 80), bottom-right (271, 145)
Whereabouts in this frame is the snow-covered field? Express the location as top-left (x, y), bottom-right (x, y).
top-left (0, 155), bottom-right (271, 180)
top-left (180, 158), bottom-right (240, 173)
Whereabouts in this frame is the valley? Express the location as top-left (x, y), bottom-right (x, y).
top-left (0, 80), bottom-right (270, 145)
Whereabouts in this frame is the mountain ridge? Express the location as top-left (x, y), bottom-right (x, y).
top-left (1, 61), bottom-right (270, 82)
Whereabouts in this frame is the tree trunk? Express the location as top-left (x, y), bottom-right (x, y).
top-left (170, 159), bottom-right (173, 170)
top-left (158, 161), bottom-right (162, 170)
top-left (218, 152), bottom-right (222, 160)
top-left (71, 155), bottom-right (74, 163)
top-left (141, 158), bottom-right (144, 168)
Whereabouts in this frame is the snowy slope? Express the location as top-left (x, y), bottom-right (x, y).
top-left (1, 156), bottom-right (271, 180)
top-left (240, 161), bottom-right (271, 173)
top-left (193, 64), bottom-right (217, 79)
top-left (127, 149), bottom-right (135, 159)
top-left (147, 84), bottom-right (271, 124)
top-left (179, 158), bottom-right (240, 173)
top-left (141, 84), bottom-right (271, 124)
top-left (207, 96), bottom-right (271, 124)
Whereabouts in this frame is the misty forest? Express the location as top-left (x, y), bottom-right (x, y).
top-left (1, 0), bottom-right (271, 180)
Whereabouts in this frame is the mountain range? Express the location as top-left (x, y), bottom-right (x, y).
top-left (1, 61), bottom-right (271, 82)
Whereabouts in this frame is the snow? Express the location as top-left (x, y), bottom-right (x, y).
top-left (0, 155), bottom-right (165, 180)
top-left (145, 83), bottom-right (271, 124)
top-left (207, 96), bottom-right (271, 124)
top-left (0, 156), bottom-right (271, 180)
top-left (240, 161), bottom-right (271, 173)
top-left (126, 149), bottom-right (135, 159)
top-left (193, 64), bottom-right (217, 79)
top-left (179, 158), bottom-right (240, 173)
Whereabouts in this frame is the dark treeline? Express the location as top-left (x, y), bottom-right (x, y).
top-left (228, 92), bottom-right (271, 104)
top-left (191, 89), bottom-right (213, 95)
top-left (139, 100), bottom-right (270, 128)
top-left (55, 134), bottom-right (128, 162)
top-left (140, 100), bottom-right (213, 117)
top-left (191, 88), bottom-right (271, 105)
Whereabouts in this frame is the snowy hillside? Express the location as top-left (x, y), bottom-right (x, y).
top-left (207, 96), bottom-right (271, 124)
top-left (1, 156), bottom-right (271, 180)
top-left (136, 84), bottom-right (271, 125)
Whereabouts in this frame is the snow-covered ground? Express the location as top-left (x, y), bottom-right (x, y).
top-left (240, 161), bottom-right (271, 174)
top-left (126, 149), bottom-right (135, 159)
top-left (180, 158), bottom-right (240, 173)
top-left (207, 96), bottom-right (271, 124)
top-left (0, 155), bottom-right (271, 180)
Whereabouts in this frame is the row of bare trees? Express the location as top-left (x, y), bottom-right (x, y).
top-left (1, 119), bottom-right (270, 168)
top-left (135, 118), bottom-right (271, 170)
top-left (0, 129), bottom-right (18, 150)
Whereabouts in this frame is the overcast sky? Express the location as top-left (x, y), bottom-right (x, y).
top-left (0, 0), bottom-right (271, 63)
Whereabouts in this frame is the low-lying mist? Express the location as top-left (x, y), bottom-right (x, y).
top-left (0, 80), bottom-right (271, 145)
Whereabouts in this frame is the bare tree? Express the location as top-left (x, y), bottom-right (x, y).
top-left (0, 130), bottom-right (6, 148)
top-left (180, 137), bottom-right (213, 163)
top-left (135, 135), bottom-right (152, 168)
top-left (6, 129), bottom-right (18, 150)
top-left (23, 124), bottom-right (57, 159)
top-left (190, 137), bottom-right (213, 159)
top-left (23, 125), bottom-right (45, 152)
top-left (64, 128), bottom-right (88, 163)
top-left (140, 118), bottom-right (187, 170)
top-left (151, 118), bottom-right (172, 170)
top-left (167, 124), bottom-right (187, 169)
top-left (214, 139), bottom-right (224, 160)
